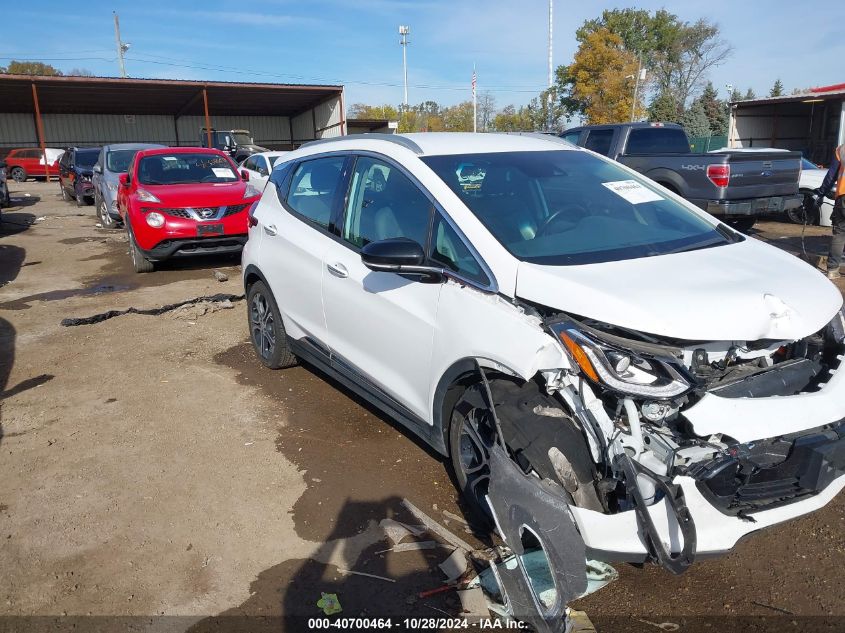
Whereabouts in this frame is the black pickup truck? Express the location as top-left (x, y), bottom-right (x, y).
top-left (560, 122), bottom-right (802, 231)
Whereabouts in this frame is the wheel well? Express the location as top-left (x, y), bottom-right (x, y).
top-left (243, 266), bottom-right (265, 293)
top-left (657, 181), bottom-right (679, 194)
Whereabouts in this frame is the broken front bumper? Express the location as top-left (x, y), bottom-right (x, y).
top-left (570, 470), bottom-right (845, 562)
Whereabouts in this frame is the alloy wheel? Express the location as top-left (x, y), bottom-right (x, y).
top-left (250, 292), bottom-right (276, 360)
top-left (455, 388), bottom-right (498, 513)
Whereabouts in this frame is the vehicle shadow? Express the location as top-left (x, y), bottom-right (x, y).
top-left (0, 212), bottom-right (36, 238)
top-left (4, 194), bottom-right (41, 209)
top-left (185, 496), bottom-right (464, 633)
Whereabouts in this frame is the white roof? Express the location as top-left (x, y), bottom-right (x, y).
top-left (402, 132), bottom-right (574, 156)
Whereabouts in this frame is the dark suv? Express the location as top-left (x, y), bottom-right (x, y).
top-left (58, 147), bottom-right (101, 207)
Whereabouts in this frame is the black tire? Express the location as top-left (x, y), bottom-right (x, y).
top-left (10, 167), bottom-right (26, 183)
top-left (127, 225), bottom-right (154, 273)
top-left (787, 193), bottom-right (819, 226)
top-left (725, 217), bottom-right (756, 233)
top-left (247, 280), bottom-right (297, 369)
top-left (448, 382), bottom-right (499, 525)
top-left (97, 196), bottom-right (117, 228)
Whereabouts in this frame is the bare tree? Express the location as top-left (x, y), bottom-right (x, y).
top-left (651, 18), bottom-right (732, 108)
top-left (476, 91), bottom-right (497, 132)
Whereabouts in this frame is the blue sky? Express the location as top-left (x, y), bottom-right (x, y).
top-left (3, 0), bottom-right (842, 110)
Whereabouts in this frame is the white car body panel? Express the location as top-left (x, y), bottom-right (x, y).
top-left (516, 236), bottom-right (841, 341)
top-left (240, 151), bottom-right (289, 188)
top-left (800, 167), bottom-right (834, 226)
top-left (244, 133), bottom-right (845, 569)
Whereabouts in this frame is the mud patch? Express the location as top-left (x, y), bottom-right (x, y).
top-left (0, 283), bottom-right (134, 310)
top-left (60, 293), bottom-right (243, 326)
top-left (214, 342), bottom-right (474, 544)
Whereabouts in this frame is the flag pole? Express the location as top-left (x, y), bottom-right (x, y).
top-left (472, 64), bottom-right (477, 133)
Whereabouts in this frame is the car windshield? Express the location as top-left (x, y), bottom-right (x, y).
top-left (106, 149), bottom-right (141, 173)
top-left (137, 153), bottom-right (238, 185)
top-left (75, 150), bottom-right (99, 168)
top-left (422, 150), bottom-right (735, 266)
top-left (231, 133), bottom-right (253, 145)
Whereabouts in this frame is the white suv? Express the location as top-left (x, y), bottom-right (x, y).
top-left (242, 133), bottom-right (845, 620)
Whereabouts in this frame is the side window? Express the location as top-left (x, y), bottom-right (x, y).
top-left (342, 157), bottom-right (432, 249)
top-left (584, 129), bottom-right (614, 156)
top-left (560, 131), bottom-right (581, 146)
top-left (430, 214), bottom-right (489, 286)
top-left (257, 157), bottom-right (269, 176)
top-left (243, 156), bottom-right (256, 171)
top-left (286, 157), bottom-right (345, 228)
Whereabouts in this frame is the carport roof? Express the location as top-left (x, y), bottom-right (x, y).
top-left (0, 74), bottom-right (343, 117)
top-left (732, 82), bottom-right (845, 107)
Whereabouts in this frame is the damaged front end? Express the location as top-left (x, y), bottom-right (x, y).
top-left (474, 303), bottom-right (845, 609)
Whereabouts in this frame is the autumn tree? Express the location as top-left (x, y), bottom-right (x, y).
top-left (492, 105), bottom-right (534, 132)
top-left (1, 60), bottom-right (62, 76)
top-left (442, 101), bottom-right (475, 131)
top-left (348, 103), bottom-right (399, 120)
top-left (769, 79), bottom-right (785, 97)
top-left (556, 28), bottom-right (640, 124)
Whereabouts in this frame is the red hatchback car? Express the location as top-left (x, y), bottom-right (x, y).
top-left (118, 147), bottom-right (261, 272)
top-left (5, 148), bottom-right (62, 182)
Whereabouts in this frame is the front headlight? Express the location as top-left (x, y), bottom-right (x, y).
top-left (243, 183), bottom-right (261, 199)
top-left (136, 188), bottom-right (160, 203)
top-left (552, 325), bottom-right (690, 398)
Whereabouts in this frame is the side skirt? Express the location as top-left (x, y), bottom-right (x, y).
top-left (287, 337), bottom-right (445, 454)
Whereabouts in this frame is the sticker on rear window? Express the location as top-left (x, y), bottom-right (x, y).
top-left (212, 168), bottom-right (233, 178)
top-left (602, 180), bottom-right (663, 204)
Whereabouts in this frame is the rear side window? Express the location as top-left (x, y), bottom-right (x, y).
top-left (625, 128), bottom-right (690, 154)
top-left (286, 157), bottom-right (346, 228)
top-left (583, 130), bottom-right (614, 156)
top-left (560, 131), bottom-right (581, 145)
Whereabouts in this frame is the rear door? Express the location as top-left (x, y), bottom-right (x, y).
top-left (258, 154), bottom-right (349, 351)
top-left (321, 154), bottom-right (441, 421)
top-left (582, 128), bottom-right (617, 157)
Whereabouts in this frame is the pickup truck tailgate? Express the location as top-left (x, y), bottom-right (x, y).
top-left (714, 151), bottom-right (801, 199)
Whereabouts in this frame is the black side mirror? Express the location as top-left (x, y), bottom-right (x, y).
top-left (361, 238), bottom-right (444, 281)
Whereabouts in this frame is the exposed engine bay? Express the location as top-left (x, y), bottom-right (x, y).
top-left (477, 300), bottom-right (845, 592)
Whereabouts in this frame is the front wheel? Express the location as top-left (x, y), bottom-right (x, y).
top-left (127, 225), bottom-right (154, 273)
top-left (10, 167), bottom-right (26, 182)
top-left (97, 196), bottom-right (117, 228)
top-left (247, 280), bottom-right (297, 369)
top-left (725, 217), bottom-right (756, 233)
top-left (448, 383), bottom-right (499, 525)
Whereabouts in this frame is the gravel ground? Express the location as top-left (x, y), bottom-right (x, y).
top-left (1, 181), bottom-right (843, 632)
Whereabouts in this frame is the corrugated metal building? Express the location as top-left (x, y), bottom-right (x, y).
top-left (728, 83), bottom-right (845, 165)
top-left (0, 74), bottom-right (346, 155)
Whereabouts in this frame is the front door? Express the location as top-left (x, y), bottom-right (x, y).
top-left (321, 155), bottom-right (441, 421)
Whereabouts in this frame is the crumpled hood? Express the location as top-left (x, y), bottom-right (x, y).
top-left (516, 238), bottom-right (842, 341)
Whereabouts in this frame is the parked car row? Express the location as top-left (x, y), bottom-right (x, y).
top-left (239, 132), bottom-right (845, 627)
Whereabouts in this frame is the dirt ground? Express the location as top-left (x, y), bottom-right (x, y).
top-left (1, 181), bottom-right (844, 633)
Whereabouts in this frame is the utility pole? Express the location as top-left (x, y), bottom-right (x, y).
top-left (631, 57), bottom-right (644, 122)
top-left (547, 0), bottom-right (553, 131)
top-left (113, 12), bottom-right (130, 78)
top-left (472, 65), bottom-right (477, 133)
top-left (399, 25), bottom-right (410, 107)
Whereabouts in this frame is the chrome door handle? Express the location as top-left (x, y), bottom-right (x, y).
top-left (263, 224), bottom-right (278, 236)
top-left (326, 262), bottom-right (348, 278)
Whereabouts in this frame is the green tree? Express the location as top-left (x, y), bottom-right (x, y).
top-left (648, 91), bottom-right (682, 123)
top-left (744, 88), bottom-right (756, 100)
top-left (1, 60), bottom-right (63, 76)
top-left (698, 81), bottom-right (728, 135)
top-left (769, 79), bottom-right (785, 97)
top-left (348, 103), bottom-right (399, 120)
top-left (493, 105), bottom-right (534, 132)
top-left (730, 87), bottom-right (743, 102)
top-left (576, 8), bottom-right (681, 66)
top-left (556, 27), bottom-right (641, 124)
top-left (681, 99), bottom-right (711, 136)
top-left (442, 101), bottom-right (475, 131)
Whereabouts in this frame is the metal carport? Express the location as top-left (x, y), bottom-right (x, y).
top-left (0, 74), bottom-right (346, 169)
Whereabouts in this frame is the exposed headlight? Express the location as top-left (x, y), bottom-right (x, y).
top-left (552, 325), bottom-right (690, 398)
top-left (145, 212), bottom-right (165, 228)
top-left (243, 183), bottom-right (261, 199)
top-left (136, 188), bottom-right (160, 203)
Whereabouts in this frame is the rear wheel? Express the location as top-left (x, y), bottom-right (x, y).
top-left (127, 225), bottom-right (154, 273)
top-left (725, 217), bottom-right (756, 233)
top-left (10, 167), bottom-right (26, 182)
top-left (247, 280), bottom-right (297, 369)
top-left (786, 193), bottom-right (819, 225)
